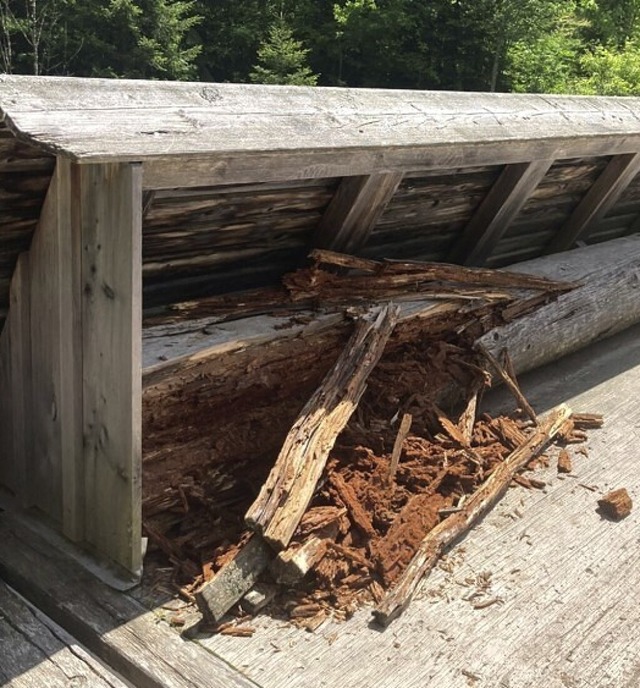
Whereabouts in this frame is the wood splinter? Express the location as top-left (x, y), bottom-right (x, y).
top-left (387, 413), bottom-right (413, 483)
top-left (373, 403), bottom-right (572, 627)
top-left (476, 342), bottom-right (538, 425)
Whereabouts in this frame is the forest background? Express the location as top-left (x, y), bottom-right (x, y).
top-left (2, 1), bottom-right (640, 96)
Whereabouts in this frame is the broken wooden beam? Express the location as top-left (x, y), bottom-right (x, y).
top-left (245, 303), bottom-right (399, 549)
top-left (373, 403), bottom-right (572, 626)
top-left (270, 525), bottom-right (338, 586)
top-left (479, 236), bottom-right (640, 377)
top-left (195, 535), bottom-right (273, 624)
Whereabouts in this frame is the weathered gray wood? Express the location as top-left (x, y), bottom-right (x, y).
top-left (3, 77), bottom-right (640, 188)
top-left (546, 152), bottom-right (640, 253)
top-left (313, 172), bottom-right (403, 252)
top-left (0, 580), bottom-right (128, 688)
top-left (27, 162), bottom-right (70, 524)
top-left (78, 163), bottom-right (143, 576)
top-left (480, 235), bottom-right (640, 376)
top-left (196, 536), bottom-right (274, 624)
top-left (8, 253), bottom-right (31, 507)
top-left (0, 514), bottom-right (257, 688)
top-left (448, 159), bottom-right (553, 265)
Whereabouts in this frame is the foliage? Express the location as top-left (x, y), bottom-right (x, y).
top-left (250, 18), bottom-right (318, 85)
top-left (3, 0), bottom-right (640, 96)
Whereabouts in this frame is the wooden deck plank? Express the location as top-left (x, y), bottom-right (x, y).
top-left (190, 322), bottom-right (640, 688)
top-left (0, 580), bottom-right (128, 688)
top-left (0, 515), bottom-right (260, 688)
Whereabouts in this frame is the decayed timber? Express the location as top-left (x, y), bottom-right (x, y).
top-left (313, 172), bottom-right (404, 252)
top-left (480, 235), bottom-right (640, 376)
top-left (373, 404), bottom-right (572, 626)
top-left (0, 514), bottom-right (255, 688)
top-left (195, 535), bottom-right (274, 624)
top-left (270, 524), bottom-right (339, 586)
top-left (195, 305), bottom-right (397, 623)
top-left (546, 152), bottom-right (640, 253)
top-left (245, 304), bottom-right (400, 549)
top-left (448, 159), bottom-right (553, 265)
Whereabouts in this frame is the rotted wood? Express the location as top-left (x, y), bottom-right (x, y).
top-left (546, 152), bottom-right (640, 253)
top-left (448, 159), bottom-right (553, 266)
top-left (313, 172), bottom-right (404, 253)
top-left (195, 305), bottom-right (398, 623)
top-left (245, 303), bottom-right (400, 549)
top-left (373, 403), bottom-right (572, 626)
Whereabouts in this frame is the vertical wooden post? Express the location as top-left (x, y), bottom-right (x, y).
top-left (77, 163), bottom-right (143, 576)
top-left (9, 254), bottom-right (32, 507)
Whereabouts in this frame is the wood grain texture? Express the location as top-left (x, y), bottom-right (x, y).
top-left (546, 152), bottom-right (640, 253)
top-left (313, 172), bottom-right (403, 252)
top-left (191, 321), bottom-right (640, 688)
top-left (4, 77), bottom-right (640, 174)
top-left (0, 581), bottom-right (128, 688)
top-left (480, 235), bottom-right (640, 376)
top-left (79, 163), bottom-right (143, 575)
top-left (0, 514), bottom-right (258, 688)
top-left (448, 159), bottom-right (553, 265)
top-left (8, 253), bottom-right (31, 506)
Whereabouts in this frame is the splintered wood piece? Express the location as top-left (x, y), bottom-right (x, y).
top-left (373, 403), bottom-right (572, 627)
top-left (387, 413), bottom-right (413, 482)
top-left (270, 524), bottom-right (338, 586)
top-left (571, 412), bottom-right (604, 429)
top-left (308, 249), bottom-right (576, 293)
top-left (476, 342), bottom-right (538, 424)
top-left (329, 473), bottom-right (376, 539)
top-left (195, 535), bottom-right (273, 624)
top-left (597, 489), bottom-right (633, 520)
top-left (557, 449), bottom-right (573, 474)
top-left (245, 303), bottom-right (399, 550)
top-left (458, 387), bottom-right (480, 444)
top-left (241, 583), bottom-right (278, 615)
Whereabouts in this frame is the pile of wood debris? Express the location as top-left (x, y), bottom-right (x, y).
top-left (141, 250), bottom-right (602, 632)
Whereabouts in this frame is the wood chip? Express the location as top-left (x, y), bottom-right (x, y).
top-left (557, 449), bottom-right (572, 474)
top-left (597, 488), bottom-right (633, 520)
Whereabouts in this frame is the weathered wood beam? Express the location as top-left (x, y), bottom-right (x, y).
top-left (77, 162), bottom-right (143, 576)
top-left (313, 172), bottom-right (403, 253)
top-left (480, 236), bottom-right (640, 376)
top-left (142, 138), bottom-right (640, 189)
top-left (546, 152), bottom-right (640, 254)
top-left (448, 159), bottom-right (553, 266)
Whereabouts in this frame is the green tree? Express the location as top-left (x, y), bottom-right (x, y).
top-left (250, 18), bottom-right (318, 85)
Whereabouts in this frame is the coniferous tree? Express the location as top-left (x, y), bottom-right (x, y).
top-left (250, 19), bottom-right (318, 85)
